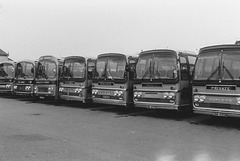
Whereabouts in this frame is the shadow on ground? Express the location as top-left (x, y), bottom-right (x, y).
top-left (1, 94), bottom-right (240, 130)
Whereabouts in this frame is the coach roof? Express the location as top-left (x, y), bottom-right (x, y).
top-left (139, 49), bottom-right (196, 57)
top-left (0, 49), bottom-right (8, 56)
top-left (17, 59), bottom-right (36, 64)
top-left (0, 60), bottom-right (15, 64)
top-left (200, 44), bottom-right (240, 53)
top-left (97, 53), bottom-right (126, 58)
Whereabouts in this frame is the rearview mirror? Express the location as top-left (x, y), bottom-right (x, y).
top-left (173, 69), bottom-right (178, 79)
top-left (31, 68), bottom-right (34, 73)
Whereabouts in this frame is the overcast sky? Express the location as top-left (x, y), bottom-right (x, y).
top-left (0, 0), bottom-right (240, 61)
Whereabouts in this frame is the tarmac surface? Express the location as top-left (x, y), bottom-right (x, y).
top-left (0, 95), bottom-right (240, 161)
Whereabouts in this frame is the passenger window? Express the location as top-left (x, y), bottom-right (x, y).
top-left (188, 56), bottom-right (197, 77)
top-left (180, 56), bottom-right (189, 80)
top-left (88, 61), bottom-right (95, 79)
top-left (129, 63), bottom-right (136, 80)
top-left (128, 58), bottom-right (137, 80)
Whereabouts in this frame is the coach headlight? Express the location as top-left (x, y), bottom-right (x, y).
top-left (118, 90), bottom-right (123, 96)
top-left (163, 92), bottom-right (175, 99)
top-left (199, 95), bottom-right (206, 103)
top-left (236, 97), bottom-right (240, 104)
top-left (114, 90), bottom-right (118, 96)
top-left (14, 85), bottom-right (17, 90)
top-left (75, 88), bottom-right (82, 93)
top-left (59, 87), bottom-right (64, 92)
top-left (163, 92), bottom-right (169, 99)
top-left (6, 84), bottom-right (12, 89)
top-left (48, 86), bottom-right (54, 94)
top-left (114, 90), bottom-right (123, 96)
top-left (92, 89), bottom-right (98, 95)
top-left (138, 92), bottom-right (142, 97)
top-left (134, 91), bottom-right (142, 98)
top-left (34, 86), bottom-right (38, 93)
top-left (168, 92), bottom-right (175, 99)
top-left (117, 90), bottom-right (124, 99)
top-left (134, 92), bottom-right (138, 98)
top-left (25, 86), bottom-right (31, 91)
top-left (194, 95), bottom-right (200, 102)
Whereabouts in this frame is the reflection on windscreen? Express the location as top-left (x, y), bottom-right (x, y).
top-left (95, 57), bottom-right (126, 79)
top-left (107, 57), bottom-right (126, 79)
top-left (136, 53), bottom-right (177, 79)
top-left (222, 53), bottom-right (240, 80)
top-left (96, 58), bottom-right (106, 78)
top-left (0, 63), bottom-right (14, 78)
top-left (194, 51), bottom-right (240, 80)
top-left (16, 62), bottom-right (34, 79)
top-left (63, 59), bottom-right (85, 78)
top-left (36, 60), bottom-right (57, 79)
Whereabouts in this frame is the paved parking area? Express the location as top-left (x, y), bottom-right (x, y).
top-left (0, 96), bottom-right (240, 161)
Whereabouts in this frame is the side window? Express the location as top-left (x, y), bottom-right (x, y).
top-left (180, 56), bottom-right (189, 80)
top-left (128, 59), bottom-right (137, 80)
top-left (188, 55), bottom-right (197, 77)
top-left (87, 61), bottom-right (95, 79)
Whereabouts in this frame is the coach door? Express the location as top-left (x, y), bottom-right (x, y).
top-left (179, 56), bottom-right (191, 107)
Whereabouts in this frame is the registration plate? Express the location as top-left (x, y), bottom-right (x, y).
top-left (102, 95), bottom-right (110, 99)
top-left (212, 112), bottom-right (227, 117)
top-left (206, 96), bottom-right (234, 104)
top-left (0, 85), bottom-right (5, 88)
top-left (98, 91), bottom-right (112, 95)
top-left (147, 105), bottom-right (157, 109)
top-left (143, 93), bottom-right (161, 98)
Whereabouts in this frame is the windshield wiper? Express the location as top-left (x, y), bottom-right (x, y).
top-left (222, 62), bottom-right (234, 80)
top-left (36, 63), bottom-right (48, 79)
top-left (37, 71), bottom-right (47, 79)
top-left (99, 58), bottom-right (114, 81)
top-left (23, 74), bottom-right (29, 79)
top-left (39, 70), bottom-right (47, 79)
top-left (64, 72), bottom-right (72, 79)
top-left (141, 66), bottom-right (151, 80)
top-left (0, 75), bottom-right (7, 78)
top-left (62, 66), bottom-right (71, 78)
top-left (141, 61), bottom-right (152, 80)
top-left (151, 59), bottom-right (164, 80)
top-left (106, 68), bottom-right (114, 80)
top-left (0, 72), bottom-right (8, 77)
top-left (96, 71), bottom-right (107, 80)
top-left (97, 73), bottom-right (105, 80)
top-left (207, 60), bottom-right (221, 81)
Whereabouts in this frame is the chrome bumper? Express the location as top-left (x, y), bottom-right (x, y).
top-left (93, 98), bottom-right (127, 106)
top-left (134, 101), bottom-right (179, 110)
top-left (194, 106), bottom-right (240, 117)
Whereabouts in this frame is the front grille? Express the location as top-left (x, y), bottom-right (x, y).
top-left (211, 103), bottom-right (231, 109)
top-left (60, 92), bottom-right (81, 97)
top-left (136, 98), bottom-right (172, 103)
top-left (0, 84), bottom-right (6, 90)
top-left (16, 85), bottom-right (26, 92)
top-left (94, 95), bottom-right (119, 100)
top-left (63, 87), bottom-right (75, 92)
top-left (38, 87), bottom-right (48, 92)
top-left (69, 93), bottom-right (80, 96)
top-left (142, 83), bottom-right (162, 87)
top-left (60, 92), bottom-right (68, 95)
top-left (199, 103), bottom-right (240, 110)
